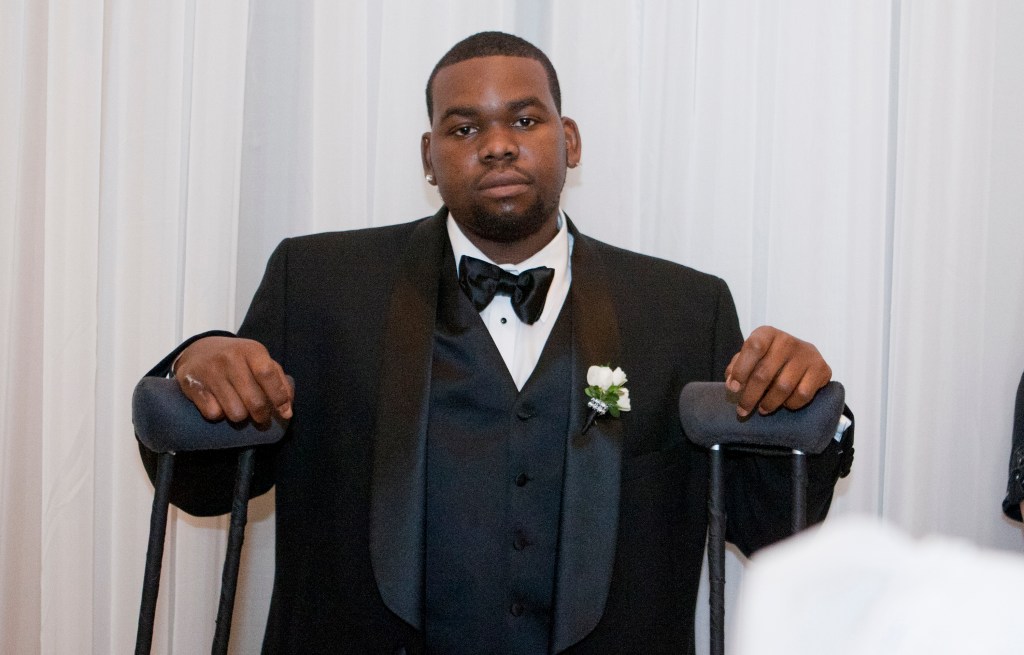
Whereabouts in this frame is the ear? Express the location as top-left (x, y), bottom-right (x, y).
top-left (421, 132), bottom-right (436, 183)
top-left (562, 117), bottom-right (582, 169)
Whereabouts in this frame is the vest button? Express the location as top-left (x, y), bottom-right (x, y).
top-left (516, 404), bottom-right (535, 420)
top-left (513, 534), bottom-right (529, 550)
top-left (515, 472), bottom-right (530, 487)
top-left (510, 602), bottom-right (524, 617)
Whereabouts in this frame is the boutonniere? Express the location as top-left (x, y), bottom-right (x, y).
top-left (582, 365), bottom-right (631, 433)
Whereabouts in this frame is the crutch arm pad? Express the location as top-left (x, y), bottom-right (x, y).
top-left (133, 376), bottom-right (291, 454)
top-left (679, 381), bottom-right (845, 454)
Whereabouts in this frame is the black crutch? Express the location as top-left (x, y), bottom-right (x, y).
top-left (679, 380), bottom-right (845, 655)
top-left (132, 376), bottom-right (290, 655)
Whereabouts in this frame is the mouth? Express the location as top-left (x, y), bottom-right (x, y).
top-left (477, 171), bottom-right (532, 199)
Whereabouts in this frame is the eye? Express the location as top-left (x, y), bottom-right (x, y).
top-left (452, 125), bottom-right (477, 137)
top-left (514, 117), bottom-right (537, 128)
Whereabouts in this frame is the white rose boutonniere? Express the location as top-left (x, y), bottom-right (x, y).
top-left (583, 365), bottom-right (631, 433)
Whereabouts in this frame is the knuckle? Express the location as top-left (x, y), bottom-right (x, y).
top-left (225, 403), bottom-right (248, 423)
top-left (252, 362), bottom-right (278, 381)
top-left (775, 333), bottom-right (796, 351)
top-left (746, 339), bottom-right (767, 357)
top-left (210, 350), bottom-right (234, 370)
top-left (773, 377), bottom-right (796, 396)
top-left (244, 339), bottom-right (269, 356)
top-left (792, 385), bottom-right (815, 404)
top-left (195, 395), bottom-right (222, 419)
top-left (241, 388), bottom-right (269, 412)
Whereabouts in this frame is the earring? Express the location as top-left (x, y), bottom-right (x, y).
top-left (425, 174), bottom-right (435, 184)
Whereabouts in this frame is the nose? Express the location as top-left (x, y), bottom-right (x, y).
top-left (478, 125), bottom-right (519, 162)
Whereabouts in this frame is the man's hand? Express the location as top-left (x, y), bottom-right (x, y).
top-left (174, 336), bottom-right (293, 424)
top-left (724, 326), bottom-right (832, 417)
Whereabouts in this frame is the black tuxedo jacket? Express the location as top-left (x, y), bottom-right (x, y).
top-left (141, 208), bottom-right (850, 654)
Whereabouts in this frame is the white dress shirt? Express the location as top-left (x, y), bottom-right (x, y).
top-left (447, 212), bottom-right (573, 390)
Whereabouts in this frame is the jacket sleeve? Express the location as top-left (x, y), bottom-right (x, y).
top-left (136, 240), bottom-right (292, 517)
top-left (1002, 372), bottom-right (1024, 522)
top-left (708, 279), bottom-right (855, 556)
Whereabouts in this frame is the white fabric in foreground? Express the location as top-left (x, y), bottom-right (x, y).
top-left (734, 516), bottom-right (1024, 655)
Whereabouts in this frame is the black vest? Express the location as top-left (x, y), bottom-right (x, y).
top-left (424, 258), bottom-right (573, 654)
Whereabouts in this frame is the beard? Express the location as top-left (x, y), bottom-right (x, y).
top-left (461, 193), bottom-right (559, 244)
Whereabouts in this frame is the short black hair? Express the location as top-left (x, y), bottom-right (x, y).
top-left (425, 31), bottom-right (562, 122)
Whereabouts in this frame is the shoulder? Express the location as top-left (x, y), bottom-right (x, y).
top-left (578, 233), bottom-right (730, 301)
top-left (264, 216), bottom-right (434, 274)
top-left (282, 217), bottom-right (427, 256)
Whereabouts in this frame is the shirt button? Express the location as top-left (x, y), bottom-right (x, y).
top-left (510, 602), bottom-right (524, 617)
top-left (500, 317), bottom-right (508, 324)
top-left (515, 473), bottom-right (530, 487)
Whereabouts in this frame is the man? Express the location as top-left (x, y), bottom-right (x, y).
top-left (140, 31), bottom-right (853, 654)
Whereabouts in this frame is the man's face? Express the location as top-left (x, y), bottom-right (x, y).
top-left (422, 56), bottom-right (581, 245)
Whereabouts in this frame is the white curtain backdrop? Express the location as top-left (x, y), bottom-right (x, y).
top-left (2, 0), bottom-right (1023, 652)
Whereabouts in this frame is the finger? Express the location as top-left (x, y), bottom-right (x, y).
top-left (727, 326), bottom-right (776, 392)
top-left (733, 330), bottom-right (791, 416)
top-left (781, 362), bottom-right (832, 411)
top-left (754, 359), bottom-right (809, 415)
top-left (724, 353), bottom-right (742, 393)
top-left (247, 351), bottom-right (293, 419)
top-left (177, 370), bottom-right (226, 421)
top-left (204, 370), bottom-right (257, 423)
top-left (734, 347), bottom-right (788, 416)
top-left (755, 343), bottom-right (831, 413)
top-left (223, 361), bottom-right (276, 424)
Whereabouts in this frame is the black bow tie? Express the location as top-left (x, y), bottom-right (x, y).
top-left (458, 255), bottom-right (555, 325)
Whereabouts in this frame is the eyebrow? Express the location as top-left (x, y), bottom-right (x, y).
top-left (507, 97), bottom-right (546, 114)
top-left (438, 96), bottom-right (548, 124)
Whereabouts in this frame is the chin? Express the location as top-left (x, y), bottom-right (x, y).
top-left (468, 200), bottom-right (556, 243)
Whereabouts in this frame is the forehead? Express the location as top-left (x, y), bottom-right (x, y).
top-left (431, 56), bottom-right (555, 121)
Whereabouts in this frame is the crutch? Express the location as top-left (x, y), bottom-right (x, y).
top-left (679, 380), bottom-right (845, 655)
top-left (131, 376), bottom-right (290, 655)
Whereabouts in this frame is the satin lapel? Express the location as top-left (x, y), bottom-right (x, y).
top-left (369, 208), bottom-right (449, 630)
top-left (552, 219), bottom-right (624, 653)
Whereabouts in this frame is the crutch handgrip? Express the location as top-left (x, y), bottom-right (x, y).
top-left (679, 381), bottom-right (844, 454)
top-left (132, 376), bottom-right (292, 453)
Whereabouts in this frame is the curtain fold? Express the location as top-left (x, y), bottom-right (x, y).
top-left (1, 2), bottom-right (45, 652)
top-left (39, 1), bottom-right (104, 651)
top-left (2, 0), bottom-right (1023, 652)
